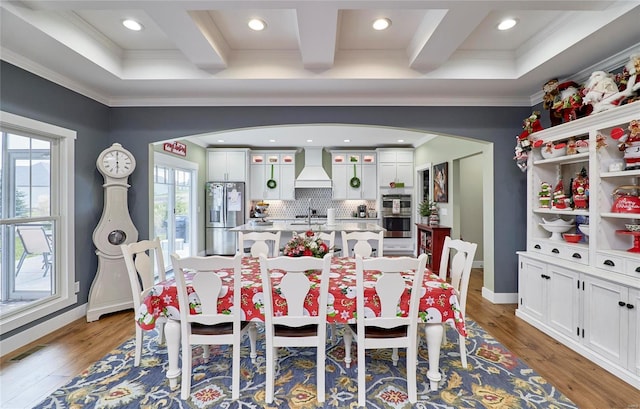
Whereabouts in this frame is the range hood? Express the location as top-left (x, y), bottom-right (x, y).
top-left (295, 147), bottom-right (332, 189)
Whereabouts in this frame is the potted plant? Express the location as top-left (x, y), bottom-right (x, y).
top-left (419, 199), bottom-right (434, 224)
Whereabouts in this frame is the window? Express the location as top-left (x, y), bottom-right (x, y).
top-left (0, 111), bottom-right (76, 334)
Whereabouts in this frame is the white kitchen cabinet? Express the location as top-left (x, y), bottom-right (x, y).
top-left (517, 255), bottom-right (580, 341)
top-left (331, 152), bottom-right (376, 200)
top-left (249, 151), bottom-right (295, 201)
top-left (517, 102), bottom-right (640, 389)
top-left (377, 149), bottom-right (414, 187)
top-left (582, 276), bottom-right (629, 367)
top-left (207, 149), bottom-right (248, 182)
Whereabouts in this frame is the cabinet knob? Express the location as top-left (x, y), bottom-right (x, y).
top-left (551, 248), bottom-right (559, 254)
top-left (635, 267), bottom-right (640, 273)
top-left (603, 260), bottom-right (615, 267)
top-left (572, 253), bottom-right (581, 259)
top-left (627, 304), bottom-right (635, 309)
top-left (534, 244), bottom-right (541, 249)
top-left (618, 301), bottom-right (626, 307)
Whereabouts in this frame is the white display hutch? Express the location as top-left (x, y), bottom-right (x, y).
top-left (517, 102), bottom-right (640, 389)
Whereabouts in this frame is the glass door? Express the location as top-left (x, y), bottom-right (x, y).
top-left (153, 153), bottom-right (197, 271)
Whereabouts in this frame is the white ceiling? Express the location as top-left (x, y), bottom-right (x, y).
top-left (1, 0), bottom-right (639, 148)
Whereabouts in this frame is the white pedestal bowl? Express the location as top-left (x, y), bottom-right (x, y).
top-left (540, 223), bottom-right (573, 241)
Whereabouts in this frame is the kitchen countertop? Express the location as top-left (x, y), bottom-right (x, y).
top-left (230, 220), bottom-right (385, 233)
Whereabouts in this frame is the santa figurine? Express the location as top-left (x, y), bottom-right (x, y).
top-left (612, 120), bottom-right (640, 170)
top-left (553, 179), bottom-right (569, 209)
top-left (572, 168), bottom-right (589, 209)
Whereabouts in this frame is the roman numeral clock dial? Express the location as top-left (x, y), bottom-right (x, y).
top-left (88, 143), bottom-right (139, 322)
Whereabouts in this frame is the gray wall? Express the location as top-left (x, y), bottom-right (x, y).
top-left (1, 60), bottom-right (530, 337)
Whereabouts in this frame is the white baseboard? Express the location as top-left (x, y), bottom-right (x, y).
top-left (482, 286), bottom-right (518, 304)
top-left (1, 303), bottom-right (87, 358)
top-left (472, 260), bottom-right (483, 268)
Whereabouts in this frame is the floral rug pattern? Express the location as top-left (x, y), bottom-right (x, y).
top-left (34, 319), bottom-right (577, 408)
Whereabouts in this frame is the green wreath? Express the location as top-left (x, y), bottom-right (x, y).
top-left (350, 164), bottom-right (361, 188)
top-left (266, 165), bottom-right (277, 189)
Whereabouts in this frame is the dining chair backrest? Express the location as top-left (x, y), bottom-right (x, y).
top-left (437, 236), bottom-right (477, 313)
top-left (356, 254), bottom-right (427, 333)
top-left (171, 253), bottom-right (242, 328)
top-left (121, 237), bottom-right (166, 366)
top-left (258, 253), bottom-right (332, 404)
top-left (121, 238), bottom-right (166, 308)
top-left (239, 231), bottom-right (281, 257)
top-left (341, 231), bottom-right (383, 258)
top-left (259, 254), bottom-right (331, 329)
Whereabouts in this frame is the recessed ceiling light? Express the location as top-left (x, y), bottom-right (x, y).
top-left (269, 139), bottom-right (276, 143)
top-left (248, 19), bottom-right (266, 31)
top-left (306, 139), bottom-right (313, 143)
top-left (344, 139), bottom-right (351, 143)
top-left (217, 139), bottom-right (225, 143)
top-left (122, 19), bottom-right (143, 31)
top-left (397, 139), bottom-right (404, 143)
top-left (497, 18), bottom-right (517, 31)
top-left (372, 18), bottom-right (391, 31)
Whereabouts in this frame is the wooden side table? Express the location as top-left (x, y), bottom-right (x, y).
top-left (416, 224), bottom-right (451, 273)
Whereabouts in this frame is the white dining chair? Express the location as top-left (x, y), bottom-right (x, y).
top-left (170, 252), bottom-right (257, 400)
top-left (258, 254), bottom-right (332, 404)
top-left (340, 231), bottom-right (383, 258)
top-left (121, 237), bottom-right (166, 367)
top-left (343, 254), bottom-right (427, 407)
top-left (437, 236), bottom-right (477, 368)
top-left (239, 231), bottom-right (281, 257)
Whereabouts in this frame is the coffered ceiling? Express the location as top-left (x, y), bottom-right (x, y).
top-left (1, 1), bottom-right (639, 147)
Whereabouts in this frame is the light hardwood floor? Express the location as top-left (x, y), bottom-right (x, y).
top-left (1, 269), bottom-right (639, 408)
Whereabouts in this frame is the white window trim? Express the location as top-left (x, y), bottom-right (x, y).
top-left (0, 111), bottom-right (76, 334)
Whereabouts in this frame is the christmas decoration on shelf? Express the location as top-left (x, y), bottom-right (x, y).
top-left (572, 167), bottom-right (589, 209)
top-left (542, 79), bottom-right (563, 127)
top-left (539, 182), bottom-right (552, 208)
top-left (553, 179), bottom-right (570, 209)
top-left (611, 119), bottom-right (640, 170)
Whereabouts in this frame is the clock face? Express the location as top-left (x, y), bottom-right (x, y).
top-left (100, 148), bottom-right (135, 178)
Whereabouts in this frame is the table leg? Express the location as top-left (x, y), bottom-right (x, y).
top-left (424, 323), bottom-right (444, 391)
top-left (165, 319), bottom-right (181, 389)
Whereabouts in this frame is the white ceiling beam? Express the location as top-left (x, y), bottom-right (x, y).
top-left (408, 8), bottom-right (489, 72)
top-left (295, 5), bottom-right (338, 71)
top-left (146, 8), bottom-right (228, 72)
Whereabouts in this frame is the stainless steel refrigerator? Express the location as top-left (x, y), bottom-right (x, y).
top-left (205, 182), bottom-right (245, 255)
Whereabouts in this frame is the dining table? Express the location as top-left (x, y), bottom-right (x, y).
top-left (138, 256), bottom-right (467, 392)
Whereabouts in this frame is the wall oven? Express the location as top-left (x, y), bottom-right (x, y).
top-left (381, 194), bottom-right (412, 238)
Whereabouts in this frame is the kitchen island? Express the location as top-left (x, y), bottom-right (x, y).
top-left (230, 220), bottom-right (384, 233)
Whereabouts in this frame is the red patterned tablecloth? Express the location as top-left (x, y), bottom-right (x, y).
top-left (138, 256), bottom-right (466, 337)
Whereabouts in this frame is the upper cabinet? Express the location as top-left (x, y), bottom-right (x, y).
top-left (377, 149), bottom-right (414, 187)
top-left (207, 148), bottom-right (249, 182)
top-left (331, 151), bottom-right (377, 200)
top-left (249, 151), bottom-right (296, 201)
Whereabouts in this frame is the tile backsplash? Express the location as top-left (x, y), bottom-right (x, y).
top-left (251, 188), bottom-right (377, 218)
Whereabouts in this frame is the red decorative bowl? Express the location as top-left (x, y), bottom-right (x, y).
top-left (563, 233), bottom-right (582, 243)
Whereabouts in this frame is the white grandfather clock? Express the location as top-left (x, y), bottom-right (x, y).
top-left (87, 143), bottom-right (139, 322)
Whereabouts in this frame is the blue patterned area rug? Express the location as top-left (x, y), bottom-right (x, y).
top-left (35, 319), bottom-right (576, 408)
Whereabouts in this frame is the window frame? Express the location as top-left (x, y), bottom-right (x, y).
top-left (0, 111), bottom-right (76, 334)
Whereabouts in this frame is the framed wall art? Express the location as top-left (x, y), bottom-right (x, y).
top-left (433, 162), bottom-right (448, 203)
